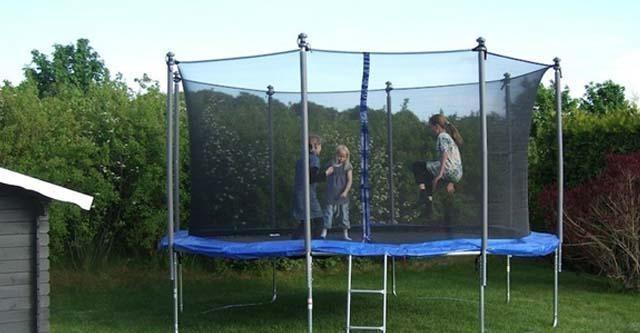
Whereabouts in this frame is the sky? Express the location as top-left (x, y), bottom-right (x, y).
top-left (2, 0), bottom-right (639, 101)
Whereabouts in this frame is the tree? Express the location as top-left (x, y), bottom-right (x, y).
top-left (24, 38), bottom-right (110, 97)
top-left (531, 82), bottom-right (577, 138)
top-left (2, 40), bottom-right (171, 266)
top-left (580, 80), bottom-right (628, 115)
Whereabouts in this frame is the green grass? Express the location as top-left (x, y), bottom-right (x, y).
top-left (51, 257), bottom-right (640, 332)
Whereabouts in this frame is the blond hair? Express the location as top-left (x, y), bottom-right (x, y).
top-left (335, 144), bottom-right (351, 165)
top-left (428, 114), bottom-right (464, 146)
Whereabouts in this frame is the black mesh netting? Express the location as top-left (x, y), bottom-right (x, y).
top-left (178, 49), bottom-right (551, 243)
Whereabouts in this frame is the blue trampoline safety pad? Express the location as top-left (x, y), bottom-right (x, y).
top-left (160, 231), bottom-right (559, 260)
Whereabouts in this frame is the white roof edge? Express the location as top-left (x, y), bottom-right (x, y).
top-left (0, 167), bottom-right (93, 210)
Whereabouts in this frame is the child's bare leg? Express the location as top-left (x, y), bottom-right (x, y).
top-left (447, 182), bottom-right (455, 193)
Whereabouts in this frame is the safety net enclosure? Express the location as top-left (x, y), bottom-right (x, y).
top-left (162, 36), bottom-right (566, 333)
top-left (177, 44), bottom-right (552, 244)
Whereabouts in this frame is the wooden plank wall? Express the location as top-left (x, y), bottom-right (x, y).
top-left (0, 185), bottom-right (49, 333)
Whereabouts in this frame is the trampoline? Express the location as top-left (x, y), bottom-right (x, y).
top-left (160, 34), bottom-right (564, 333)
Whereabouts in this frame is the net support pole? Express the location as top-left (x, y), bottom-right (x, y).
top-left (297, 33), bottom-right (313, 333)
top-left (173, 71), bottom-right (181, 233)
top-left (385, 81), bottom-right (398, 297)
top-left (165, 51), bottom-right (178, 333)
top-left (267, 85), bottom-right (276, 229)
top-left (173, 71), bottom-right (183, 314)
top-left (554, 57), bottom-right (563, 271)
top-left (503, 73), bottom-right (512, 306)
top-left (385, 81), bottom-right (396, 224)
top-left (553, 57), bottom-right (563, 328)
top-left (503, 73), bottom-right (513, 229)
top-left (474, 37), bottom-right (488, 333)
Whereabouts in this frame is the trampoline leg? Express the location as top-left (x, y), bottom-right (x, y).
top-left (346, 255), bottom-right (352, 333)
top-left (391, 257), bottom-right (397, 297)
top-left (382, 254), bottom-right (388, 332)
top-left (479, 255), bottom-right (485, 333)
top-left (172, 251), bottom-right (179, 333)
top-left (553, 249), bottom-right (559, 328)
top-left (178, 255), bottom-right (184, 313)
top-left (506, 255), bottom-right (511, 303)
top-left (271, 260), bottom-right (278, 303)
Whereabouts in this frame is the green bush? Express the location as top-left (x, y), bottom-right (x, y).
top-left (0, 75), bottom-right (181, 267)
top-left (529, 106), bottom-right (640, 229)
top-left (531, 109), bottom-right (640, 186)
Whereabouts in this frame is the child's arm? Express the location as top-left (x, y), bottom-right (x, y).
top-left (433, 151), bottom-right (448, 191)
top-left (341, 169), bottom-right (353, 198)
top-left (326, 165), bottom-right (334, 176)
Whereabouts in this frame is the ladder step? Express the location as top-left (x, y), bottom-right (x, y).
top-left (349, 325), bottom-right (384, 331)
top-left (351, 289), bottom-right (385, 295)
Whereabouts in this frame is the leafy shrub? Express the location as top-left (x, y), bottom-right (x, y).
top-left (539, 152), bottom-right (640, 290)
top-left (0, 76), bottom-right (176, 267)
top-left (529, 107), bottom-right (640, 230)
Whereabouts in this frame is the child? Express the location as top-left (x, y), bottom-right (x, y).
top-left (292, 135), bottom-right (326, 239)
top-left (412, 114), bottom-right (463, 217)
top-left (321, 145), bottom-right (353, 240)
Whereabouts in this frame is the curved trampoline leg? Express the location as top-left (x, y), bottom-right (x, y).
top-left (201, 261), bottom-right (278, 313)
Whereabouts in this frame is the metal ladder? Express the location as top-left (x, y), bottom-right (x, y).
top-left (346, 254), bottom-right (388, 332)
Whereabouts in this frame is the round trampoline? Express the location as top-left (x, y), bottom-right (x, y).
top-left (160, 34), bottom-right (564, 332)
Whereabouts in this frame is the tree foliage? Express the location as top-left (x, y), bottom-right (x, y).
top-left (531, 81), bottom-right (578, 138)
top-left (24, 38), bottom-right (110, 97)
top-left (581, 80), bottom-right (629, 115)
top-left (529, 80), bottom-right (640, 230)
top-left (1, 39), bottom-right (172, 267)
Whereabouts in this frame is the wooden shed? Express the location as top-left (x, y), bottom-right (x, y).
top-left (0, 167), bottom-right (92, 333)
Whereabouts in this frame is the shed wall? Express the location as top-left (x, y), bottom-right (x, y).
top-left (0, 185), bottom-right (49, 333)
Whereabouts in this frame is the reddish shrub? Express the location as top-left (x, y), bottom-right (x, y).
top-left (539, 151), bottom-right (640, 290)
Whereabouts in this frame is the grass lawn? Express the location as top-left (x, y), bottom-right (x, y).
top-left (51, 256), bottom-right (639, 332)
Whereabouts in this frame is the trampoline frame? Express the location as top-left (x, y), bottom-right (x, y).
top-left (163, 35), bottom-right (564, 333)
